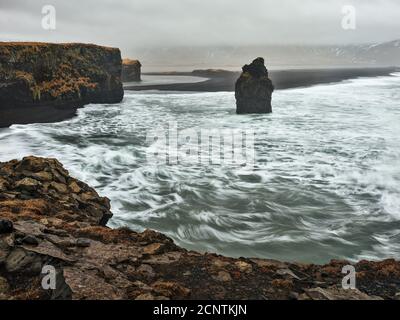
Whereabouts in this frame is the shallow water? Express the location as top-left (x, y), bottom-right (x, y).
top-left (1, 74), bottom-right (400, 264)
top-left (123, 74), bottom-right (208, 87)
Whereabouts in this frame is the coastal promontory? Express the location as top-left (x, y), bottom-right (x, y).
top-left (0, 42), bottom-right (124, 127)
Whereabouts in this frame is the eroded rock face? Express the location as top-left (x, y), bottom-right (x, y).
top-left (121, 59), bottom-right (141, 82)
top-left (235, 57), bottom-right (274, 114)
top-left (0, 42), bottom-right (124, 126)
top-left (0, 156), bottom-right (399, 300)
top-left (0, 156), bottom-right (112, 226)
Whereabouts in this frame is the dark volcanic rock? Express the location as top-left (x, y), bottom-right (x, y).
top-left (0, 156), bottom-right (399, 300)
top-left (121, 59), bottom-right (141, 82)
top-left (0, 219), bottom-right (13, 234)
top-left (235, 57), bottom-right (274, 114)
top-left (0, 42), bottom-right (124, 127)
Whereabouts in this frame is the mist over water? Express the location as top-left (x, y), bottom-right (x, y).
top-left (1, 74), bottom-right (400, 264)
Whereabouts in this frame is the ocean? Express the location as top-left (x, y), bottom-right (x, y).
top-left (1, 73), bottom-right (400, 264)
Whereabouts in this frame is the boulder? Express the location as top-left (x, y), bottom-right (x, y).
top-left (235, 57), bottom-right (274, 114)
top-left (0, 219), bottom-right (13, 234)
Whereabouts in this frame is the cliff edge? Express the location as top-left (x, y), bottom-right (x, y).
top-left (0, 42), bottom-right (124, 127)
top-left (0, 156), bottom-right (399, 300)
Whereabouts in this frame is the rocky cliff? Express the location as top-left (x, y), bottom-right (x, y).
top-left (235, 57), bottom-right (274, 114)
top-left (0, 42), bottom-right (124, 127)
top-left (121, 59), bottom-right (141, 82)
top-left (0, 156), bottom-right (399, 300)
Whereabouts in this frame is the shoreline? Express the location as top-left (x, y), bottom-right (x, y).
top-left (1, 67), bottom-right (397, 129)
top-left (125, 67), bottom-right (399, 92)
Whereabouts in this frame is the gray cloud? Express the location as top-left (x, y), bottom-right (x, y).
top-left (1, 0), bottom-right (400, 57)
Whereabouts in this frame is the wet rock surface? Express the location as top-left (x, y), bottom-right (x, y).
top-left (0, 156), bottom-right (399, 300)
top-left (235, 57), bottom-right (274, 114)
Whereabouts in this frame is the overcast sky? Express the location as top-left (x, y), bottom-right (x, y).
top-left (1, 0), bottom-right (400, 56)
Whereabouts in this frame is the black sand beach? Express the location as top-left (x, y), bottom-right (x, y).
top-left (1, 67), bottom-right (398, 128)
top-left (125, 67), bottom-right (398, 92)
top-left (0, 104), bottom-right (79, 128)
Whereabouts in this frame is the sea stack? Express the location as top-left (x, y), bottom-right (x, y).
top-left (121, 59), bottom-right (142, 82)
top-left (235, 57), bottom-right (274, 114)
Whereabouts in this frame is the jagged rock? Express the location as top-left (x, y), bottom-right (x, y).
top-left (0, 219), bottom-right (13, 234)
top-left (0, 42), bottom-right (124, 128)
top-left (300, 286), bottom-right (383, 300)
top-left (5, 248), bottom-right (40, 273)
top-left (0, 276), bottom-right (9, 295)
top-left (135, 293), bottom-right (156, 300)
top-left (0, 178), bottom-right (9, 191)
top-left (235, 260), bottom-right (253, 273)
top-left (151, 281), bottom-right (191, 298)
top-left (75, 238), bottom-right (91, 248)
top-left (213, 271), bottom-right (232, 282)
top-left (121, 59), bottom-right (141, 82)
top-left (276, 268), bottom-right (302, 280)
top-left (15, 178), bottom-right (41, 191)
top-left (49, 182), bottom-right (68, 194)
top-left (235, 57), bottom-right (274, 114)
top-left (0, 239), bottom-right (11, 263)
top-left (68, 182), bottom-right (81, 194)
top-left (143, 243), bottom-right (165, 255)
top-left (136, 264), bottom-right (156, 280)
top-left (28, 171), bottom-right (53, 182)
top-left (21, 235), bottom-right (39, 246)
top-left (0, 156), bottom-right (112, 226)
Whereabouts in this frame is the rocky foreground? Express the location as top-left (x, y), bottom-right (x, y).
top-left (0, 156), bottom-right (399, 300)
top-left (0, 42), bottom-right (124, 127)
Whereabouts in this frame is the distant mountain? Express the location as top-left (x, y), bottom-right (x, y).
top-left (129, 40), bottom-right (400, 72)
top-left (356, 40), bottom-right (400, 65)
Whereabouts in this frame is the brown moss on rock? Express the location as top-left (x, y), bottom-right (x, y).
top-left (0, 42), bottom-right (124, 113)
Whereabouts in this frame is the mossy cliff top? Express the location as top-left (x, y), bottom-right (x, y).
top-left (122, 58), bottom-right (141, 66)
top-left (0, 42), bottom-right (123, 106)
